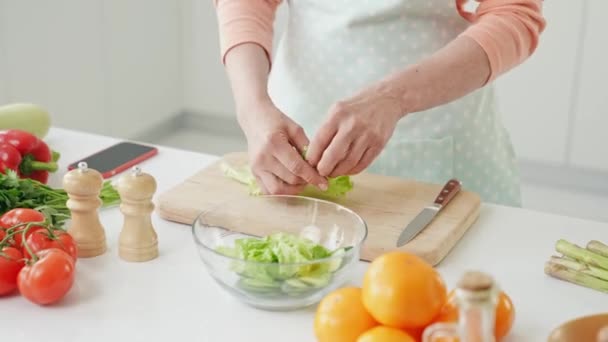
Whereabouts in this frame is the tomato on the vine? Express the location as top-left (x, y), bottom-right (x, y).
top-left (0, 246), bottom-right (25, 296)
top-left (0, 208), bottom-right (46, 247)
top-left (0, 229), bottom-right (5, 242)
top-left (18, 248), bottom-right (75, 305)
top-left (23, 228), bottom-right (78, 262)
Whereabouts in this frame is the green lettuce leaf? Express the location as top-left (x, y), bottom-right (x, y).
top-left (216, 232), bottom-right (335, 281)
top-left (220, 162), bottom-right (354, 199)
top-left (220, 163), bottom-right (262, 196)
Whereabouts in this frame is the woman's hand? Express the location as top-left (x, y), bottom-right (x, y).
top-left (223, 43), bottom-right (328, 195)
top-left (306, 88), bottom-right (405, 177)
top-left (238, 98), bottom-right (329, 195)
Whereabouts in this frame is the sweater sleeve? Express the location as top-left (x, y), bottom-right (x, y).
top-left (213, 0), bottom-right (283, 66)
top-left (456, 0), bottom-right (547, 83)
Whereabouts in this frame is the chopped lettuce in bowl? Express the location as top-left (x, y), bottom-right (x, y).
top-left (215, 232), bottom-right (352, 297)
top-left (191, 194), bottom-right (367, 310)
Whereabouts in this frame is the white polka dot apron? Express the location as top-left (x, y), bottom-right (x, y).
top-left (267, 0), bottom-right (522, 207)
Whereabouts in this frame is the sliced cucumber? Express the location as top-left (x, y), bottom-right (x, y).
top-left (284, 278), bottom-right (309, 289)
top-left (299, 273), bottom-right (331, 288)
top-left (281, 279), bottom-right (314, 295)
top-left (237, 278), bottom-right (281, 293)
top-left (327, 247), bottom-right (347, 272)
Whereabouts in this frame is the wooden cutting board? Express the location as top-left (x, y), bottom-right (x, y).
top-left (156, 152), bottom-right (481, 266)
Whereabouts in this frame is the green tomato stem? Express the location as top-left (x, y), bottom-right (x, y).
top-left (52, 151), bottom-right (61, 162)
top-left (4, 221), bottom-right (30, 234)
top-left (21, 222), bottom-right (44, 263)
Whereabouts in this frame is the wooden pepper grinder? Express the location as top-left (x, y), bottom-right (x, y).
top-left (117, 166), bottom-right (158, 262)
top-left (63, 162), bottom-right (107, 257)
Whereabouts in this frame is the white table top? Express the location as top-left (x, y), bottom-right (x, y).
top-left (2, 127), bottom-right (607, 342)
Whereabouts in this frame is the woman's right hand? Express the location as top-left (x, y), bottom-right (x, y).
top-left (223, 43), bottom-right (326, 194)
top-left (238, 98), bottom-right (329, 195)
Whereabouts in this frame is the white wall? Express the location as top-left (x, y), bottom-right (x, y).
top-left (0, 0), bottom-right (182, 138)
top-left (495, 0), bottom-right (583, 165)
top-left (496, 0), bottom-right (608, 172)
top-left (181, 0), bottom-right (288, 118)
top-left (181, 0), bottom-right (231, 118)
top-left (569, 0), bottom-right (608, 171)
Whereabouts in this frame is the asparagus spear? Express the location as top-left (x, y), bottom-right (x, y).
top-left (545, 260), bottom-right (608, 294)
top-left (556, 239), bottom-right (608, 270)
top-left (587, 240), bottom-right (608, 258)
top-left (549, 256), bottom-right (608, 281)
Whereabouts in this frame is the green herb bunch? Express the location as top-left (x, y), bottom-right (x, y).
top-left (0, 169), bottom-right (120, 227)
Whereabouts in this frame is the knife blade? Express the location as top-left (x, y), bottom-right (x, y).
top-left (396, 178), bottom-right (462, 247)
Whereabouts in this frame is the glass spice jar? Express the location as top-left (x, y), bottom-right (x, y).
top-left (423, 271), bottom-right (499, 342)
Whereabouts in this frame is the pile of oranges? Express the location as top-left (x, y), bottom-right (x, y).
top-left (314, 251), bottom-right (515, 342)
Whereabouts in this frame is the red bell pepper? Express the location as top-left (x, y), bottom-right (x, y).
top-left (0, 144), bottom-right (22, 173)
top-left (0, 130), bottom-right (60, 184)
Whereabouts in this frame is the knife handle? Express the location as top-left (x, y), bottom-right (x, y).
top-left (434, 179), bottom-right (461, 207)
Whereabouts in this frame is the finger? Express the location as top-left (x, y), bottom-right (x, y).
top-left (316, 129), bottom-right (355, 177)
top-left (348, 147), bottom-right (380, 175)
top-left (254, 174), bottom-right (270, 195)
top-left (329, 137), bottom-right (367, 177)
top-left (306, 121), bottom-right (338, 167)
top-left (275, 143), bottom-right (329, 190)
top-left (285, 121), bottom-right (310, 155)
top-left (270, 156), bottom-right (306, 185)
top-left (259, 171), bottom-right (305, 195)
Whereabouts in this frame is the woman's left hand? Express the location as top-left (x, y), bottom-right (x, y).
top-left (306, 88), bottom-right (406, 177)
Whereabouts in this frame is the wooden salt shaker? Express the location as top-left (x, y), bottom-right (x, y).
top-left (63, 162), bottom-right (107, 257)
top-left (116, 166), bottom-right (158, 262)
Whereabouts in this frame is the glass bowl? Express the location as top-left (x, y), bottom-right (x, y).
top-left (191, 195), bottom-right (368, 311)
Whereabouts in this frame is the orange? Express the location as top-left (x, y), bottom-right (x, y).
top-left (404, 326), bottom-right (425, 342)
top-left (357, 326), bottom-right (416, 342)
top-left (434, 289), bottom-right (515, 341)
top-left (362, 251), bottom-right (447, 329)
top-left (314, 287), bottom-right (378, 342)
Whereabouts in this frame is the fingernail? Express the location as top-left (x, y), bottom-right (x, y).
top-left (319, 183), bottom-right (328, 191)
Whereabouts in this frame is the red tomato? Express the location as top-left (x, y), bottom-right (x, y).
top-left (0, 246), bottom-right (25, 295)
top-left (53, 230), bottom-right (78, 262)
top-left (23, 229), bottom-right (78, 262)
top-left (0, 229), bottom-right (5, 242)
top-left (18, 248), bottom-right (75, 305)
top-left (0, 209), bottom-right (46, 247)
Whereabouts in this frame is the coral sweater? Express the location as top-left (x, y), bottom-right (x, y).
top-left (213, 0), bottom-right (546, 83)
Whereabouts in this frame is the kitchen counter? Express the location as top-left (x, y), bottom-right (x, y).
top-left (2, 128), bottom-right (607, 342)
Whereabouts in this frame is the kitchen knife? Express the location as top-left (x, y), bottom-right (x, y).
top-left (396, 178), bottom-right (462, 247)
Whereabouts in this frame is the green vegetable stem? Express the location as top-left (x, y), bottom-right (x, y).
top-left (544, 260), bottom-right (608, 294)
top-left (587, 240), bottom-right (608, 258)
top-left (555, 239), bottom-right (608, 270)
top-left (548, 256), bottom-right (608, 281)
top-left (545, 238), bottom-right (608, 294)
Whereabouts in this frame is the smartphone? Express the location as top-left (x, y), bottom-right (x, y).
top-left (67, 141), bottom-right (158, 178)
